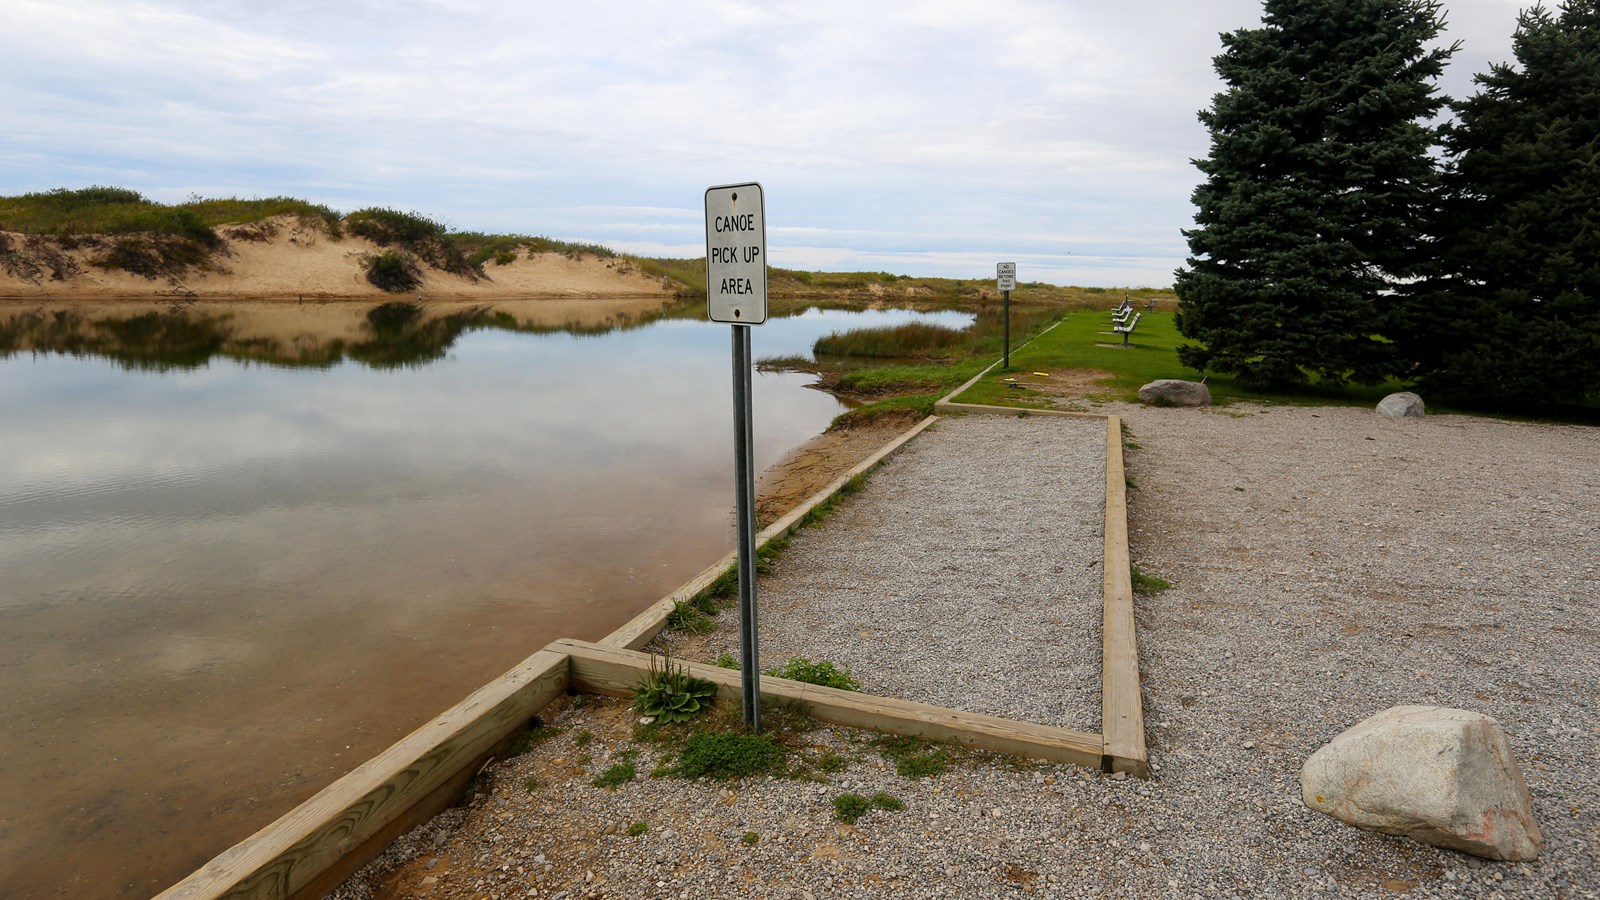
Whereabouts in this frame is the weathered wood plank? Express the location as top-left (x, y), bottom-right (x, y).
top-left (934, 400), bottom-right (1112, 420)
top-left (157, 648), bottom-right (571, 900)
top-left (1100, 415), bottom-right (1149, 776)
top-left (599, 415), bottom-right (939, 652)
top-left (556, 639), bottom-right (1103, 769)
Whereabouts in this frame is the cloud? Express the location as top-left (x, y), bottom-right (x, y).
top-left (0, 0), bottom-right (1523, 287)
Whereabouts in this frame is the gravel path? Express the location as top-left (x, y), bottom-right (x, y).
top-left (335, 403), bottom-right (1600, 900)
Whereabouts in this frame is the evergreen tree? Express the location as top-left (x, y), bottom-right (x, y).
top-left (1395, 1), bottom-right (1600, 411)
top-left (1174, 0), bottom-right (1455, 388)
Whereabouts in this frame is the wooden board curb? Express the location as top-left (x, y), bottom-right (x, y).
top-left (556, 639), bottom-right (1104, 769)
top-left (1100, 415), bottom-right (1148, 776)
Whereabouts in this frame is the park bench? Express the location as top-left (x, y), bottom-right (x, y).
top-left (1113, 312), bottom-right (1142, 346)
top-left (1111, 303), bottom-right (1135, 325)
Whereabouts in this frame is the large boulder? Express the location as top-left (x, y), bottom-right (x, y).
top-left (1138, 379), bottom-right (1210, 407)
top-left (1301, 706), bottom-right (1541, 860)
top-left (1377, 391), bottom-right (1426, 418)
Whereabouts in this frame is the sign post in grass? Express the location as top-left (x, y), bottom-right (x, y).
top-left (997, 262), bottom-right (1016, 369)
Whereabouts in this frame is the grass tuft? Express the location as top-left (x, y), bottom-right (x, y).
top-left (669, 731), bottom-right (786, 780)
top-left (591, 762), bottom-right (637, 789)
top-left (763, 657), bottom-right (861, 691)
top-left (1130, 566), bottom-right (1171, 595)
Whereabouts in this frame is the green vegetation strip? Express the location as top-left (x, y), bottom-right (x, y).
top-left (953, 309), bottom-right (1412, 409)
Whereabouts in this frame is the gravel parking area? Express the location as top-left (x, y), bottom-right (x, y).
top-left (336, 403), bottom-right (1599, 900)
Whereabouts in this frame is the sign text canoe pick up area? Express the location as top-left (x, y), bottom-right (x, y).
top-left (705, 182), bottom-right (768, 325)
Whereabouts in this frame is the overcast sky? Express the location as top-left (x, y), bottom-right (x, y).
top-left (1, 0), bottom-right (1531, 287)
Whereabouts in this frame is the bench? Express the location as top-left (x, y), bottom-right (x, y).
top-left (1113, 312), bottom-right (1142, 346)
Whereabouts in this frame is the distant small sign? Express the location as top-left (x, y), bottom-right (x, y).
top-left (705, 183), bottom-right (768, 325)
top-left (997, 262), bottom-right (1016, 292)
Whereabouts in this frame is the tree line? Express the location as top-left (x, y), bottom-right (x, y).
top-left (1174, 0), bottom-right (1598, 412)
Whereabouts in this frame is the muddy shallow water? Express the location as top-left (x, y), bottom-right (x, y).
top-left (0, 299), bottom-right (970, 898)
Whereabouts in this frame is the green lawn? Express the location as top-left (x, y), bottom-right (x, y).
top-left (953, 309), bottom-right (1411, 409)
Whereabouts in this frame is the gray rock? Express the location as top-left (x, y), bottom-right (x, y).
top-left (1376, 391), bottom-right (1426, 418)
top-left (1301, 705), bottom-right (1542, 860)
top-left (1138, 379), bottom-right (1211, 406)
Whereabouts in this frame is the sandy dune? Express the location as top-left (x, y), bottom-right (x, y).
top-left (0, 215), bottom-right (674, 301)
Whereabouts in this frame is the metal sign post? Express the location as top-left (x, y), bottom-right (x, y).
top-left (706, 182), bottom-right (768, 732)
top-left (997, 262), bottom-right (1016, 369)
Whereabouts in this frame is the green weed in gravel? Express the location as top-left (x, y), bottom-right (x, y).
top-left (591, 762), bottom-right (637, 789)
top-left (764, 657), bottom-right (861, 691)
top-left (633, 655), bottom-right (717, 725)
top-left (670, 732), bottom-right (786, 780)
top-left (665, 599), bottom-right (715, 635)
top-left (870, 791), bottom-right (904, 811)
top-left (833, 791), bottom-right (905, 823)
top-left (873, 735), bottom-right (951, 778)
top-left (1130, 566), bottom-right (1171, 595)
top-left (833, 793), bottom-right (870, 823)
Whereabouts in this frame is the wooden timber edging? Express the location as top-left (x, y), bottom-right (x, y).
top-left (556, 639), bottom-right (1104, 769)
top-left (932, 398), bottom-right (1148, 777)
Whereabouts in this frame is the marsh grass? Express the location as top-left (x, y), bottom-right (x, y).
top-left (814, 321), bottom-right (967, 358)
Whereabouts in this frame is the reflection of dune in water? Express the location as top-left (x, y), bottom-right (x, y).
top-left (0, 296), bottom-right (684, 370)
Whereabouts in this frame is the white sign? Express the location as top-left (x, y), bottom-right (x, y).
top-left (997, 262), bottom-right (1017, 292)
top-left (705, 182), bottom-right (768, 325)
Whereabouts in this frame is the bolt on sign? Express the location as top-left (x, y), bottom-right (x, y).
top-left (705, 182), bottom-right (768, 325)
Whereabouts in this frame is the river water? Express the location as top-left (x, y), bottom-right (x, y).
top-left (0, 299), bottom-right (971, 898)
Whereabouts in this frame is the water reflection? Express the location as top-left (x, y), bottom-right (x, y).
top-left (0, 298), bottom-right (971, 898)
top-left (0, 299), bottom-right (668, 371)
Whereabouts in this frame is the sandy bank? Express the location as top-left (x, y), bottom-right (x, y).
top-left (0, 216), bottom-right (674, 301)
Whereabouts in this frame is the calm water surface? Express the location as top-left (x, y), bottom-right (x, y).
top-left (0, 301), bottom-right (972, 897)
